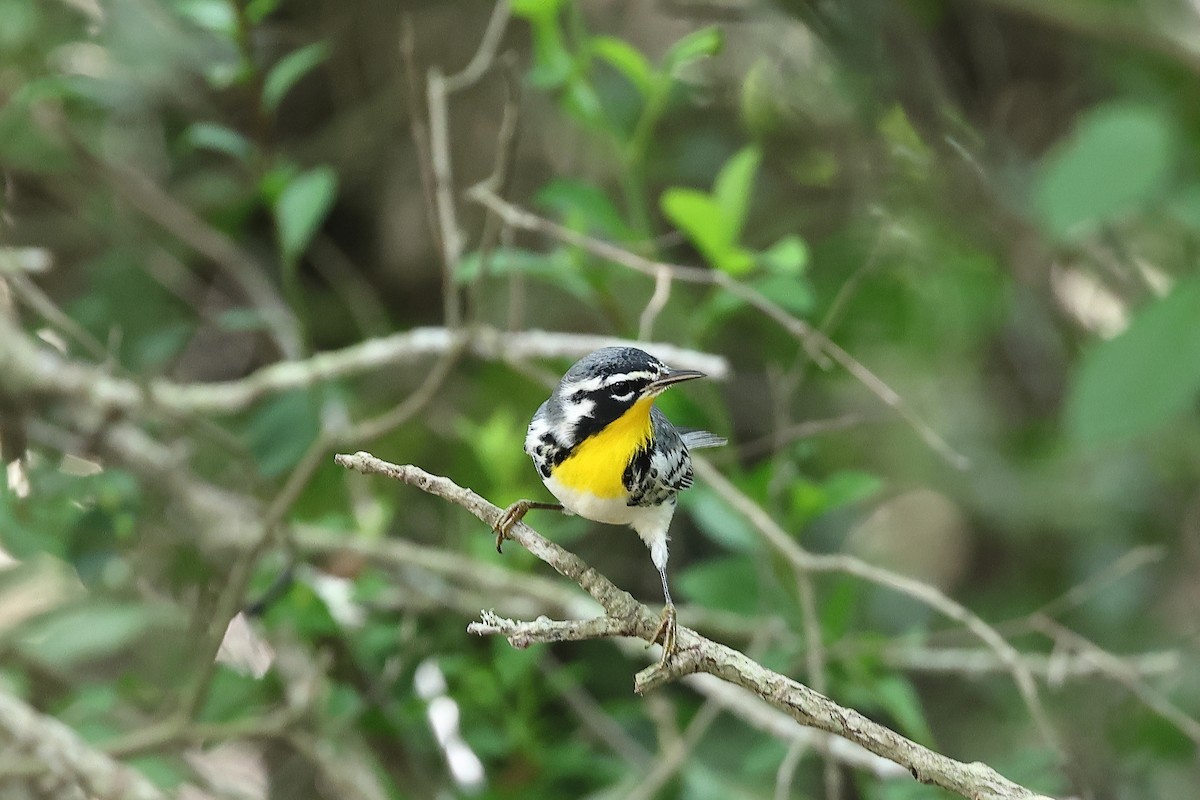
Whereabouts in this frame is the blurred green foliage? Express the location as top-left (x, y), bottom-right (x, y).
top-left (2, 1), bottom-right (1200, 799)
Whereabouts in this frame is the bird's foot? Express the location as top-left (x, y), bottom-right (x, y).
top-left (651, 604), bottom-right (677, 667)
top-left (492, 500), bottom-right (563, 553)
top-left (492, 500), bottom-right (532, 553)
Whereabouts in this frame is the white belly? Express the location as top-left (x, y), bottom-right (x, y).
top-left (541, 474), bottom-right (677, 572)
top-left (543, 473), bottom-right (639, 525)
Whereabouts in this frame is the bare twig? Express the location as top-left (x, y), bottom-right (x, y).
top-left (539, 653), bottom-right (654, 768)
top-left (443, 0), bottom-right (513, 92)
top-left (5, 271), bottom-right (109, 362)
top-left (797, 568), bottom-right (843, 799)
top-left (426, 67), bottom-right (464, 327)
top-left (1031, 616), bottom-right (1200, 746)
top-left (290, 528), bottom-right (909, 779)
top-left (333, 451), bottom-right (1054, 800)
top-left (1032, 545), bottom-right (1165, 620)
top-left (423, 0), bottom-right (514, 328)
top-left (86, 155), bottom-right (304, 359)
top-left (398, 15), bottom-right (443, 268)
top-left (737, 412), bottom-right (869, 458)
top-left (625, 694), bottom-right (723, 800)
top-left (638, 266), bottom-right (674, 341)
top-left (0, 317), bottom-right (727, 417)
top-left (875, 644), bottom-right (1181, 681)
top-left (339, 339), bottom-right (468, 443)
top-left (0, 689), bottom-right (166, 800)
top-left (690, 457), bottom-right (1070, 773)
top-left (467, 56), bottom-right (521, 320)
top-left (466, 186), bottom-right (969, 469)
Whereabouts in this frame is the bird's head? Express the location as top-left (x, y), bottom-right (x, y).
top-left (554, 346), bottom-right (705, 424)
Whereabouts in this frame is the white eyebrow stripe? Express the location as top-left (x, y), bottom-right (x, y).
top-left (563, 376), bottom-right (605, 393)
top-left (603, 371), bottom-right (654, 386)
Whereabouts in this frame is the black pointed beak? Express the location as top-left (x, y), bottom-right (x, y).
top-left (647, 368), bottom-right (706, 393)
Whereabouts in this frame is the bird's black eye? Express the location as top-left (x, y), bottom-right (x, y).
top-left (608, 380), bottom-right (637, 398)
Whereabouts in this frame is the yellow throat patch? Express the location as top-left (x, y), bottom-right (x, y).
top-left (552, 396), bottom-right (654, 498)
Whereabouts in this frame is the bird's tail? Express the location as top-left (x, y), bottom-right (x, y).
top-left (681, 429), bottom-right (727, 450)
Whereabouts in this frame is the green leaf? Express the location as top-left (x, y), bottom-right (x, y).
top-left (663, 26), bottom-right (722, 75)
top-left (680, 486), bottom-right (760, 553)
top-left (749, 274), bottom-right (814, 317)
top-left (1034, 102), bottom-right (1175, 239)
top-left (263, 42), bottom-right (329, 111)
top-left (536, 179), bottom-right (630, 239)
top-left (788, 470), bottom-right (880, 523)
top-left (175, 0), bottom-right (237, 36)
top-left (245, 0), bottom-right (283, 24)
top-left (512, 0), bottom-right (565, 15)
top-left (1066, 276), bottom-right (1200, 445)
top-left (712, 146), bottom-right (761, 240)
top-left (873, 675), bottom-right (936, 745)
top-left (241, 390), bottom-right (321, 478)
top-left (0, 0), bottom-right (38, 49)
top-left (822, 470), bottom-right (884, 509)
top-left (514, 0), bottom-right (572, 88)
top-left (455, 408), bottom-right (530, 489)
top-left (456, 247), bottom-right (594, 301)
top-left (17, 603), bottom-right (164, 667)
top-left (591, 36), bottom-right (654, 96)
top-left (273, 165), bottom-right (337, 264)
top-left (660, 188), bottom-right (754, 274)
top-left (677, 556), bottom-right (759, 614)
top-left (563, 79), bottom-right (605, 127)
top-left (180, 122), bottom-right (255, 162)
top-left (661, 188), bottom-right (724, 249)
top-left (662, 147), bottom-right (763, 275)
top-left (878, 104), bottom-right (931, 164)
top-left (759, 235), bottom-right (809, 276)
top-left (199, 666), bottom-right (273, 723)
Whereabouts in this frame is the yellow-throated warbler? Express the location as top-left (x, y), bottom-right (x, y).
top-left (494, 347), bottom-right (725, 664)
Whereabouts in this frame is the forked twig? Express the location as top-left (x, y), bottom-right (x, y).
top-left (466, 186), bottom-right (970, 469)
top-left (334, 451), bottom-right (1054, 800)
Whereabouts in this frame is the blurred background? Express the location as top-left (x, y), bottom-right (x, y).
top-left (2, 0), bottom-right (1199, 798)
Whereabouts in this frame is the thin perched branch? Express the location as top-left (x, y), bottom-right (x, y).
top-left (333, 452), bottom-right (1055, 800)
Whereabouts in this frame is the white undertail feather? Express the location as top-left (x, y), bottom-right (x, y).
top-left (681, 430), bottom-right (727, 450)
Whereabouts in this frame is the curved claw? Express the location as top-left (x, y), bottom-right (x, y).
top-left (651, 604), bottom-right (678, 667)
top-left (491, 500), bottom-right (563, 553)
top-left (493, 501), bottom-right (530, 553)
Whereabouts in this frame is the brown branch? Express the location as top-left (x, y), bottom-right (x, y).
top-left (333, 451), bottom-right (1055, 800)
top-left (692, 458), bottom-right (1071, 772)
top-left (0, 317), bottom-right (727, 417)
top-left (0, 689), bottom-right (166, 800)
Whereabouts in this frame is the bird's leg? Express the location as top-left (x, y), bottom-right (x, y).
top-left (492, 500), bottom-right (563, 553)
top-left (651, 566), bottom-right (677, 666)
